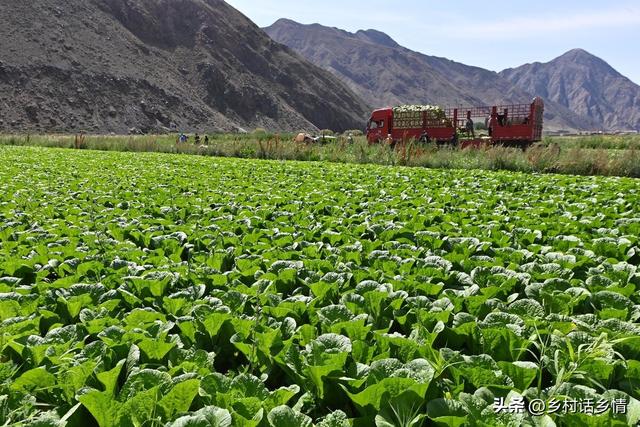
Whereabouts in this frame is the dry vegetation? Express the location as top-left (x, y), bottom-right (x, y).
top-left (2, 133), bottom-right (640, 178)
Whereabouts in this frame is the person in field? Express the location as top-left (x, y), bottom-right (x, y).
top-left (204, 135), bottom-right (209, 145)
top-left (486, 116), bottom-right (493, 136)
top-left (498, 109), bottom-right (508, 126)
top-left (466, 117), bottom-right (475, 138)
top-left (419, 130), bottom-right (430, 143)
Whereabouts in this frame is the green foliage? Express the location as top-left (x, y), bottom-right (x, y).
top-left (1, 146), bottom-right (640, 426)
top-left (2, 133), bottom-right (640, 177)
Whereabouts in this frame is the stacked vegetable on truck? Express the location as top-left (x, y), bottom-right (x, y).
top-left (367, 104), bottom-right (455, 145)
top-left (366, 97), bottom-right (544, 148)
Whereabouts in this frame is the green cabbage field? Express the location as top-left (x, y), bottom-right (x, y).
top-left (2, 145), bottom-right (640, 426)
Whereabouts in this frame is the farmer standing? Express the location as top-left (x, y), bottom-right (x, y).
top-left (419, 130), bottom-right (430, 143)
top-left (465, 117), bottom-right (475, 138)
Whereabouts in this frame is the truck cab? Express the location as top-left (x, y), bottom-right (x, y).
top-left (366, 108), bottom-right (392, 143)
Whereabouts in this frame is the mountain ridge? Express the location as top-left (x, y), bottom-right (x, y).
top-left (500, 49), bottom-right (640, 131)
top-left (265, 19), bottom-right (636, 131)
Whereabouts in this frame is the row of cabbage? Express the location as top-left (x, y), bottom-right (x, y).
top-left (1, 146), bottom-right (640, 426)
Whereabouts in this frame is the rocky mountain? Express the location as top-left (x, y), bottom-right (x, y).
top-left (500, 49), bottom-right (640, 131)
top-left (264, 19), bottom-right (603, 131)
top-left (0, 0), bottom-right (370, 134)
top-left (265, 20), bottom-right (511, 108)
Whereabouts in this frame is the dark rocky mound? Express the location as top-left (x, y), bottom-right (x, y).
top-left (0, 0), bottom-right (370, 134)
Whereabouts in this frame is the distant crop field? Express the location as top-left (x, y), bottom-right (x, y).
top-left (2, 146), bottom-right (640, 426)
top-left (543, 134), bottom-right (640, 151)
top-left (1, 133), bottom-right (639, 178)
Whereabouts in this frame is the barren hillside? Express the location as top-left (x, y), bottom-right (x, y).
top-left (0, 0), bottom-right (370, 134)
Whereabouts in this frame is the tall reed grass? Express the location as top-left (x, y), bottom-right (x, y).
top-left (1, 133), bottom-right (639, 178)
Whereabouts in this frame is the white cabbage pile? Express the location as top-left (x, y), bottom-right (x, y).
top-left (393, 105), bottom-right (447, 129)
top-left (393, 104), bottom-right (445, 116)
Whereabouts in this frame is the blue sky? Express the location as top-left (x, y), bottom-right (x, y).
top-left (225, 0), bottom-right (640, 85)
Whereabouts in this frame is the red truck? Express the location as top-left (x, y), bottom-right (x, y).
top-left (366, 97), bottom-right (544, 148)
